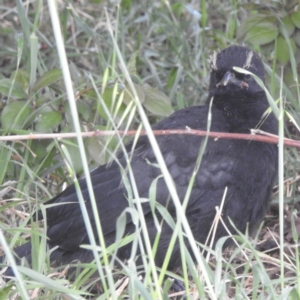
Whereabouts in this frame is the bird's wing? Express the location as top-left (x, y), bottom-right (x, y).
top-left (43, 162), bottom-right (129, 250)
top-left (42, 106), bottom-right (220, 251)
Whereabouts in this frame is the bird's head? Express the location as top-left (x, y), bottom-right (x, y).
top-left (209, 45), bottom-right (265, 97)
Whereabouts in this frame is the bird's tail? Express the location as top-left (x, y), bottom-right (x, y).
top-left (1, 241), bottom-right (32, 277)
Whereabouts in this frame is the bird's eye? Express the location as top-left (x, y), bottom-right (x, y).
top-left (214, 72), bottom-right (223, 81)
top-left (244, 74), bottom-right (251, 81)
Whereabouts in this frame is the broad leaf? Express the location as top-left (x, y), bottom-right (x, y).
top-left (142, 83), bottom-right (174, 116)
top-left (95, 84), bottom-right (127, 122)
top-left (62, 139), bottom-right (89, 173)
top-left (244, 22), bottom-right (278, 45)
top-left (294, 29), bottom-right (300, 47)
top-left (0, 79), bottom-right (27, 99)
top-left (127, 51), bottom-right (139, 74)
top-left (77, 100), bottom-right (92, 121)
top-left (32, 69), bottom-right (62, 93)
top-left (1, 101), bottom-right (31, 129)
top-left (10, 69), bottom-right (30, 93)
top-left (35, 111), bottom-right (62, 133)
top-left (291, 11), bottom-right (300, 29)
top-left (280, 16), bottom-right (295, 37)
top-left (237, 15), bottom-right (276, 40)
top-left (276, 35), bottom-right (296, 64)
top-left (0, 284), bottom-right (14, 299)
top-left (86, 136), bottom-right (106, 165)
top-left (123, 82), bottom-right (145, 105)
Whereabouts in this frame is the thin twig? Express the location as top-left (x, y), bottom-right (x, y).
top-left (0, 128), bottom-right (299, 148)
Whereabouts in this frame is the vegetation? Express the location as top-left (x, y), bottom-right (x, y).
top-left (0, 0), bottom-right (299, 299)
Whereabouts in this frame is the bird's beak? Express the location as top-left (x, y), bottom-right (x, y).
top-left (216, 70), bottom-right (249, 89)
top-left (221, 71), bottom-right (235, 86)
top-left (219, 70), bottom-right (235, 87)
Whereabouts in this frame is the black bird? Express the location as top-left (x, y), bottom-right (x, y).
top-left (3, 45), bottom-right (278, 277)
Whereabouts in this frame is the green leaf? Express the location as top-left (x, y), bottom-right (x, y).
top-left (142, 83), bottom-right (174, 116)
top-left (1, 101), bottom-right (31, 129)
top-left (166, 67), bottom-right (178, 89)
top-left (96, 86), bottom-right (114, 121)
top-left (34, 144), bottom-right (57, 174)
top-left (18, 266), bottom-right (90, 296)
top-left (127, 50), bottom-right (139, 74)
top-left (86, 136), bottom-right (106, 165)
top-left (0, 79), bottom-right (27, 99)
top-left (0, 284), bottom-right (14, 299)
top-left (241, 3), bottom-right (282, 11)
top-left (32, 69), bottom-right (62, 93)
top-left (294, 29), bottom-right (300, 47)
top-left (244, 22), bottom-right (278, 45)
top-left (280, 16), bottom-right (295, 37)
top-left (10, 69), bottom-right (30, 93)
top-left (275, 35), bottom-right (296, 64)
top-left (284, 68), bottom-right (298, 97)
top-left (237, 15), bottom-right (276, 40)
top-left (94, 84), bottom-right (127, 121)
top-left (29, 140), bottom-right (49, 163)
top-left (291, 11), bottom-right (300, 29)
top-left (77, 100), bottom-right (92, 121)
top-left (123, 82), bottom-right (145, 105)
top-left (0, 147), bottom-right (12, 185)
top-left (62, 139), bottom-right (89, 173)
top-left (121, 0), bottom-right (132, 10)
top-left (35, 111), bottom-right (62, 133)
top-left (288, 287), bottom-right (300, 300)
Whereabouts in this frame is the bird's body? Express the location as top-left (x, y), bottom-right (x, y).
top-left (3, 45), bottom-right (278, 275)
